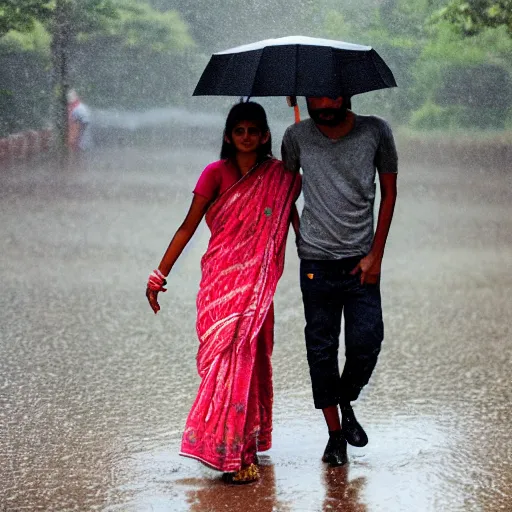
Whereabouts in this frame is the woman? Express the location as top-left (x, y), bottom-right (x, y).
top-left (146, 102), bottom-right (301, 483)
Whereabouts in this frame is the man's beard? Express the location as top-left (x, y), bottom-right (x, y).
top-left (308, 106), bottom-right (348, 126)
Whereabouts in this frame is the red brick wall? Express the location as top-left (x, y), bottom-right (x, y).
top-left (0, 129), bottom-right (54, 165)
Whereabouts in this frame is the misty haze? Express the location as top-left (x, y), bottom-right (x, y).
top-left (1, 1), bottom-right (511, 511)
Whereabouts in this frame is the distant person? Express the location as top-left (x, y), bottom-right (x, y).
top-left (67, 89), bottom-right (93, 152)
top-left (146, 102), bottom-right (301, 483)
top-left (281, 96), bottom-right (398, 466)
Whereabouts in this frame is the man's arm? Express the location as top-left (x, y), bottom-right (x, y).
top-left (281, 127), bottom-right (301, 173)
top-left (371, 172), bottom-right (397, 260)
top-left (282, 130), bottom-right (302, 243)
top-left (351, 172), bottom-right (397, 284)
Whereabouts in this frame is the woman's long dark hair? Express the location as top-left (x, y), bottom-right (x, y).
top-left (220, 101), bottom-right (272, 160)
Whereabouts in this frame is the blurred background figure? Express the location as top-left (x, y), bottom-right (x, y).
top-left (67, 89), bottom-right (93, 152)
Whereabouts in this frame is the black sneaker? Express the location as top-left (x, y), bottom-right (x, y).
top-left (322, 432), bottom-right (348, 466)
top-left (341, 404), bottom-right (368, 447)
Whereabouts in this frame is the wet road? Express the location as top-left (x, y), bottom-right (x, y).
top-left (1, 146), bottom-right (511, 511)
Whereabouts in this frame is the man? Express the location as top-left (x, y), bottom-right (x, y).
top-left (67, 89), bottom-right (93, 152)
top-left (281, 96), bottom-right (398, 466)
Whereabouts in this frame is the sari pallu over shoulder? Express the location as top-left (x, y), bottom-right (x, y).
top-left (180, 159), bottom-right (300, 472)
top-left (198, 159), bottom-right (299, 372)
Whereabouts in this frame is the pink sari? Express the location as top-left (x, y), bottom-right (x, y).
top-left (180, 158), bottom-right (300, 472)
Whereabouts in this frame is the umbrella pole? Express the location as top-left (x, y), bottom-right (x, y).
top-left (287, 96), bottom-right (301, 123)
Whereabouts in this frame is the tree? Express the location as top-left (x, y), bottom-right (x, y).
top-left (1, 0), bottom-right (119, 150)
top-left (1, 0), bottom-right (195, 140)
top-left (74, 0), bottom-right (195, 109)
top-left (0, 0), bottom-right (51, 37)
top-left (435, 0), bottom-right (512, 37)
top-left (0, 22), bottom-right (52, 136)
top-left (323, 0), bottom-right (512, 128)
top-left (49, 1), bottom-right (119, 153)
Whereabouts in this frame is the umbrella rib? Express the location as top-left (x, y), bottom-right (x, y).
top-left (249, 49), bottom-right (266, 98)
top-left (294, 44), bottom-right (299, 96)
top-left (219, 53), bottom-right (236, 95)
top-left (369, 50), bottom-right (385, 89)
top-left (369, 49), bottom-right (396, 89)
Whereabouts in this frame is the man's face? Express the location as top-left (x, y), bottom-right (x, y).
top-left (306, 96), bottom-right (347, 127)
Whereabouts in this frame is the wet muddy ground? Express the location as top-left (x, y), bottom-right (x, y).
top-left (1, 145), bottom-right (511, 511)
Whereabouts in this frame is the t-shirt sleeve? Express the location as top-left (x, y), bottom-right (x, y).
top-left (281, 127), bottom-right (301, 173)
top-left (193, 163), bottom-right (220, 201)
top-left (375, 119), bottom-right (398, 174)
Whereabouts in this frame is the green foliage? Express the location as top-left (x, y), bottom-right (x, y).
top-left (422, 20), bottom-right (512, 65)
top-left (0, 20), bottom-right (50, 54)
top-left (74, 0), bottom-right (118, 24)
top-left (324, 0), bottom-right (512, 129)
top-left (55, 0), bottom-right (118, 33)
top-left (0, 50), bottom-right (52, 136)
top-left (71, 1), bottom-right (194, 108)
top-left (0, 0), bottom-right (52, 37)
top-left (434, 0), bottom-right (512, 37)
top-left (84, 0), bottom-right (193, 53)
top-left (0, 0), bottom-right (196, 136)
top-left (1, 0), bottom-right (511, 134)
top-left (409, 20), bottom-right (512, 127)
top-left (324, 11), bottom-right (353, 40)
top-left (3, 0), bottom-right (192, 54)
top-left (0, 0), bottom-right (117, 37)
top-left (72, 6), bottom-right (195, 109)
top-left (409, 101), bottom-right (463, 130)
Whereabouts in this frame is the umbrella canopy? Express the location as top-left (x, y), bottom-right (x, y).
top-left (193, 36), bottom-right (397, 98)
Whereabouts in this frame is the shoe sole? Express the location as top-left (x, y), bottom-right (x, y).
top-left (345, 439), bottom-right (368, 447)
top-left (322, 456), bottom-right (348, 467)
top-left (343, 435), bottom-right (368, 448)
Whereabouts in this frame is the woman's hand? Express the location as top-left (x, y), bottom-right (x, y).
top-left (145, 195), bottom-right (210, 316)
top-left (146, 269), bottom-right (167, 314)
top-left (146, 287), bottom-right (161, 314)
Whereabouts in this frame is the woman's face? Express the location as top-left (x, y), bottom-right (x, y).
top-left (228, 121), bottom-right (269, 154)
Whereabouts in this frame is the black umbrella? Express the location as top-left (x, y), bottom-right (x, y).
top-left (193, 36), bottom-right (397, 99)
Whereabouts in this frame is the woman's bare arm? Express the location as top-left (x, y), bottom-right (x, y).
top-left (147, 194), bottom-right (211, 313)
top-left (157, 194), bottom-right (211, 275)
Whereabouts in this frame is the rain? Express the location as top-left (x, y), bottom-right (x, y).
top-left (1, 1), bottom-right (511, 511)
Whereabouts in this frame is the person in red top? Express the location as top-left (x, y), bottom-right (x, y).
top-left (67, 89), bottom-right (93, 152)
top-left (146, 102), bottom-right (301, 483)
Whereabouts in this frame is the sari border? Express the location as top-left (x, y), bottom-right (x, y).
top-left (179, 451), bottom-right (242, 473)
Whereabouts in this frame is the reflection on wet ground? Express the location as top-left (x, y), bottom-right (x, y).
top-left (1, 147), bottom-right (511, 511)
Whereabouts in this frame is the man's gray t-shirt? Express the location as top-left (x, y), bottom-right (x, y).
top-left (281, 115), bottom-right (398, 260)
